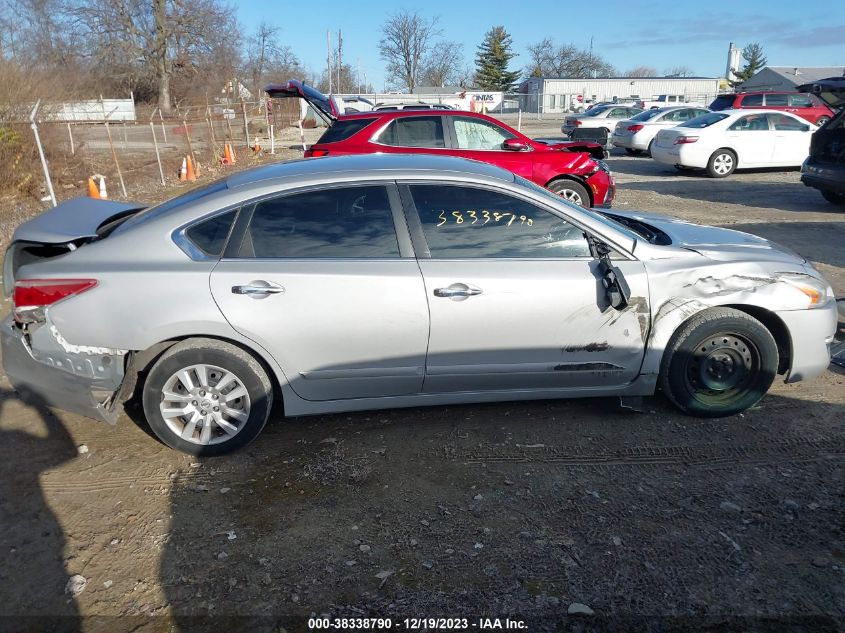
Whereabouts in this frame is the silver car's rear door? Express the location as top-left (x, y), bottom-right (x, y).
top-left (401, 183), bottom-right (650, 393)
top-left (210, 183), bottom-right (429, 401)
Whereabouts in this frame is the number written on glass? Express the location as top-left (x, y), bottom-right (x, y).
top-left (436, 210), bottom-right (532, 228)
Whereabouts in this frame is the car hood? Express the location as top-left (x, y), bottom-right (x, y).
top-left (604, 210), bottom-right (806, 265)
top-left (11, 197), bottom-right (146, 244)
top-left (796, 77), bottom-right (845, 109)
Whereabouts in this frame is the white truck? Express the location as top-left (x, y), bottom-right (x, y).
top-left (637, 95), bottom-right (706, 110)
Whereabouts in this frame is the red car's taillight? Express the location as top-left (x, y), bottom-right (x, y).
top-left (674, 136), bottom-right (699, 144)
top-left (627, 124), bottom-right (644, 132)
top-left (306, 149), bottom-right (329, 157)
top-left (572, 120), bottom-right (582, 126)
top-left (13, 279), bottom-right (97, 323)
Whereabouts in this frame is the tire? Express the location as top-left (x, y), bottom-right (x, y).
top-left (659, 308), bottom-right (778, 418)
top-left (816, 116), bottom-right (830, 127)
top-left (821, 190), bottom-right (845, 206)
top-left (547, 179), bottom-right (590, 207)
top-left (707, 149), bottom-right (736, 178)
top-left (647, 139), bottom-right (655, 156)
top-left (142, 338), bottom-right (274, 456)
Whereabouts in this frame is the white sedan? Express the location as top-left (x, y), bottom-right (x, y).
top-left (651, 109), bottom-right (817, 178)
top-left (562, 105), bottom-right (644, 138)
top-left (611, 106), bottom-right (710, 155)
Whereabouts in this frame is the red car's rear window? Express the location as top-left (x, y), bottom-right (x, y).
top-left (317, 118), bottom-right (379, 144)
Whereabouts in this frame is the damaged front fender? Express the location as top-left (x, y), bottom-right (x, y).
top-left (1, 314), bottom-right (128, 424)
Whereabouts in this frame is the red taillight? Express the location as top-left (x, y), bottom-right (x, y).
top-left (13, 279), bottom-right (97, 323)
top-left (627, 124), bottom-right (644, 132)
top-left (306, 149), bottom-right (329, 157)
top-left (573, 120), bottom-right (582, 126)
top-left (674, 136), bottom-right (699, 145)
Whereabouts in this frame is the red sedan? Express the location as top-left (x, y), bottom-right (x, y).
top-left (266, 81), bottom-right (615, 208)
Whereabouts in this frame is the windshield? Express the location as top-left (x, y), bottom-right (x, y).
top-left (630, 109), bottom-right (663, 122)
top-left (679, 112), bottom-right (729, 129)
top-left (115, 179), bottom-right (229, 234)
top-left (584, 105), bottom-right (612, 117)
top-left (512, 175), bottom-right (640, 244)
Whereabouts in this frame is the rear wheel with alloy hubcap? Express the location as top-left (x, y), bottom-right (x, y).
top-left (142, 338), bottom-right (273, 455)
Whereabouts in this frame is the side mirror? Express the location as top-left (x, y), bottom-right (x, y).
top-left (502, 138), bottom-right (530, 151)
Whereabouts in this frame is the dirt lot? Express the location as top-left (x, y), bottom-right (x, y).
top-left (0, 123), bottom-right (843, 632)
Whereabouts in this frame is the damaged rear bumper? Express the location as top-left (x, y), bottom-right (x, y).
top-left (0, 314), bottom-right (126, 424)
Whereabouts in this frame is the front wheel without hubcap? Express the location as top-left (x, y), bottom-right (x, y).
top-left (547, 180), bottom-right (590, 207)
top-left (660, 308), bottom-right (778, 417)
top-left (142, 339), bottom-right (273, 455)
top-left (821, 190), bottom-right (845, 206)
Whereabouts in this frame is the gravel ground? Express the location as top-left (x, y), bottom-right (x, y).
top-left (0, 124), bottom-right (843, 633)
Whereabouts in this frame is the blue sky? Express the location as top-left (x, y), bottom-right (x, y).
top-left (236, 0), bottom-right (845, 89)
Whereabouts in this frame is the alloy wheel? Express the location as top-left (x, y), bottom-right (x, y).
top-left (159, 363), bottom-right (251, 446)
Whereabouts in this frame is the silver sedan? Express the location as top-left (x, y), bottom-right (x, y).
top-left (2, 154), bottom-right (837, 455)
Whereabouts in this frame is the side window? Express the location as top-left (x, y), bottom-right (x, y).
top-left (240, 186), bottom-right (399, 258)
top-left (764, 94), bottom-right (788, 107)
top-left (608, 108), bottom-right (628, 118)
top-left (767, 113), bottom-right (809, 132)
top-left (185, 210), bottom-right (237, 256)
top-left (409, 185), bottom-right (590, 259)
top-left (741, 94), bottom-right (764, 107)
top-left (728, 114), bottom-right (769, 131)
top-left (452, 116), bottom-right (514, 150)
top-left (377, 116), bottom-right (445, 148)
top-left (661, 109), bottom-right (683, 121)
top-left (789, 94), bottom-right (813, 107)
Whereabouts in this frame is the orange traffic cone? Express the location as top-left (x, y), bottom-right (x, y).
top-left (186, 155), bottom-right (196, 181)
top-left (229, 143), bottom-right (237, 164)
top-left (87, 176), bottom-right (100, 199)
top-left (98, 175), bottom-right (108, 199)
top-left (179, 157), bottom-right (187, 181)
top-left (221, 144), bottom-right (232, 165)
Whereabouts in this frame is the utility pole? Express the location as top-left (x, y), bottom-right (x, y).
top-left (337, 30), bottom-right (342, 94)
top-left (327, 30), bottom-right (332, 94)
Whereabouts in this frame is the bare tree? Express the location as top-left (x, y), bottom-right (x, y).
top-left (526, 38), bottom-right (615, 78)
top-left (378, 11), bottom-right (440, 92)
top-left (244, 21), bottom-right (303, 96)
top-left (421, 41), bottom-right (464, 88)
top-left (665, 65), bottom-right (695, 77)
top-left (71, 0), bottom-right (239, 113)
top-left (623, 66), bottom-right (658, 77)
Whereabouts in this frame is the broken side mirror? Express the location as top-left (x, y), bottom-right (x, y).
top-left (587, 234), bottom-right (631, 310)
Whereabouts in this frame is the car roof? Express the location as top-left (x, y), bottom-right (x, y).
top-left (338, 108), bottom-right (456, 121)
top-left (225, 154), bottom-right (516, 190)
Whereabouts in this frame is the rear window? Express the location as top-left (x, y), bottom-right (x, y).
top-left (116, 180), bottom-right (228, 234)
top-left (317, 118), bottom-right (378, 144)
top-left (584, 106), bottom-right (611, 116)
top-left (185, 210), bottom-right (237, 256)
top-left (709, 95), bottom-right (735, 110)
top-left (630, 109), bottom-right (663, 122)
top-left (377, 116), bottom-right (445, 148)
top-left (679, 113), bottom-right (729, 128)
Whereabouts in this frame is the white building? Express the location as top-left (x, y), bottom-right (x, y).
top-left (519, 76), bottom-right (722, 113)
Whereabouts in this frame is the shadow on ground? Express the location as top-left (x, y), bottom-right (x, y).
top-left (158, 390), bottom-right (845, 632)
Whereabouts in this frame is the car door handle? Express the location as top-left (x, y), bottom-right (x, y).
top-left (231, 281), bottom-right (285, 298)
top-left (433, 283), bottom-right (483, 299)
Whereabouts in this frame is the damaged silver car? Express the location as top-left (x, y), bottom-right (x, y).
top-left (2, 154), bottom-right (837, 455)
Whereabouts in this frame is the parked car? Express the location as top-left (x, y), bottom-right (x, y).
top-left (267, 80), bottom-right (614, 208)
top-left (638, 95), bottom-right (706, 110)
top-left (3, 154), bottom-right (835, 455)
top-left (373, 102), bottom-right (453, 111)
top-left (612, 106), bottom-right (711, 155)
top-left (709, 92), bottom-right (834, 127)
top-left (651, 109), bottom-right (817, 177)
top-left (796, 77), bottom-right (845, 206)
top-left (562, 105), bottom-right (645, 138)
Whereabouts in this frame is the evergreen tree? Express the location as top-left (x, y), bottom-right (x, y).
top-left (475, 26), bottom-right (520, 91)
top-left (730, 43), bottom-right (767, 87)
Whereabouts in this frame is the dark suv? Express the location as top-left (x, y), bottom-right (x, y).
top-left (796, 77), bottom-right (845, 207)
top-left (709, 91), bottom-right (834, 126)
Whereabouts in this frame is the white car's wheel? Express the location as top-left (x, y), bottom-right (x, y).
top-left (707, 149), bottom-right (736, 178)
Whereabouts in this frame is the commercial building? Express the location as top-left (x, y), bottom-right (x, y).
top-left (738, 67), bottom-right (845, 92)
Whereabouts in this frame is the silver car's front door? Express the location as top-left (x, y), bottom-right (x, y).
top-left (210, 184), bottom-right (429, 401)
top-left (403, 184), bottom-right (650, 393)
